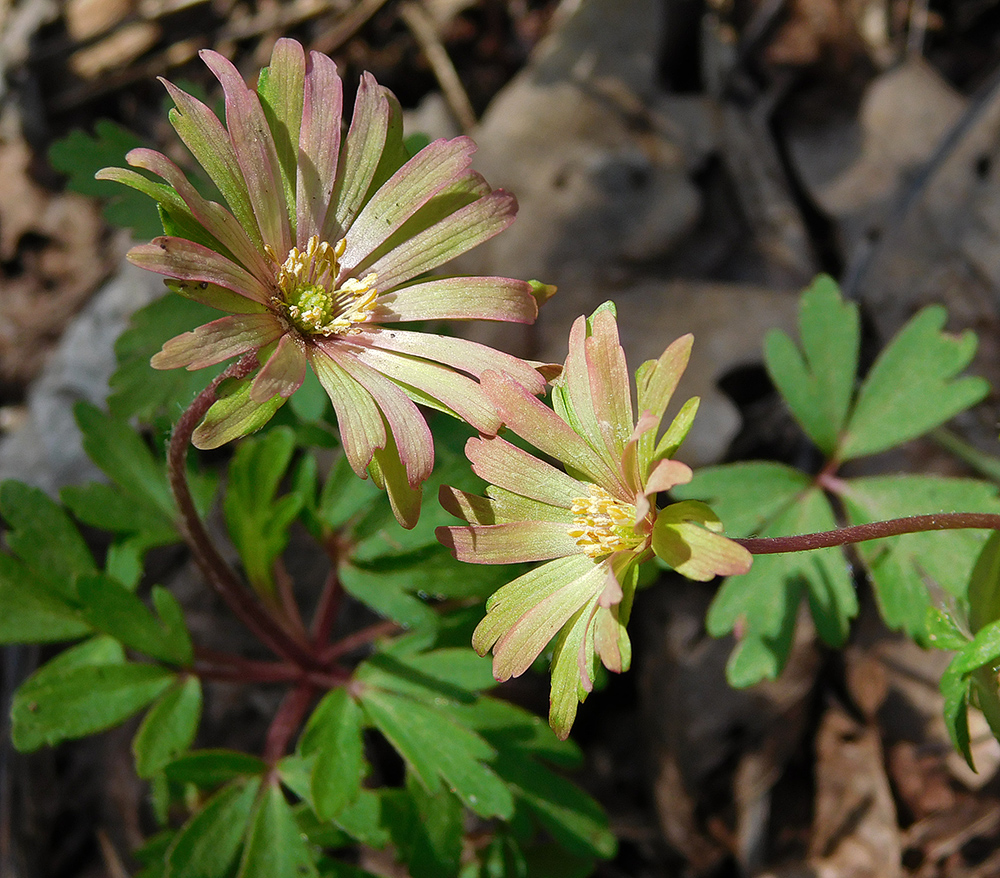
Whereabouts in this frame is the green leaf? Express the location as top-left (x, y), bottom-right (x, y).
top-left (339, 561), bottom-right (440, 631)
top-left (75, 402), bottom-right (176, 517)
top-left (840, 476), bottom-right (999, 637)
top-left (49, 120), bottom-right (162, 238)
top-left (926, 606), bottom-right (971, 651)
top-left (12, 655), bottom-right (174, 751)
top-left (223, 426), bottom-right (302, 595)
top-left (941, 662), bottom-right (973, 769)
top-left (61, 482), bottom-right (176, 542)
top-left (165, 749), bottom-right (268, 787)
top-left (237, 782), bottom-right (319, 878)
top-left (357, 649), bottom-right (496, 705)
top-left (359, 688), bottom-right (514, 819)
top-left (763, 274), bottom-right (859, 455)
top-left (289, 365), bottom-right (331, 423)
top-left (948, 619), bottom-right (1000, 676)
top-left (969, 531), bottom-right (1000, 633)
top-left (395, 776), bottom-right (464, 878)
top-left (108, 293), bottom-right (222, 422)
top-left (166, 778), bottom-right (261, 878)
top-left (707, 486), bottom-right (855, 686)
top-left (134, 676), bottom-right (202, 778)
top-left (76, 573), bottom-right (192, 664)
top-left (0, 553), bottom-right (91, 643)
top-left (489, 751), bottom-right (616, 860)
top-left (840, 306), bottom-right (988, 460)
top-left (1, 480), bottom-right (96, 600)
top-left (299, 688), bottom-right (366, 820)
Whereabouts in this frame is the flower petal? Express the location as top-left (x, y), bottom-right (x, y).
top-left (125, 148), bottom-right (271, 279)
top-left (374, 276), bottom-right (538, 324)
top-left (471, 554), bottom-right (591, 655)
top-left (348, 342), bottom-right (500, 434)
top-left (585, 308), bottom-right (634, 459)
top-left (465, 435), bottom-right (584, 508)
top-left (481, 371), bottom-right (626, 494)
top-left (297, 51), bottom-right (343, 243)
top-left (439, 520), bottom-right (579, 564)
top-left (325, 72), bottom-right (390, 242)
top-left (366, 189), bottom-right (517, 291)
top-left (251, 333), bottom-right (306, 401)
top-left (369, 428), bottom-right (422, 529)
top-left (548, 596), bottom-right (600, 739)
top-left (556, 316), bottom-right (605, 460)
top-left (151, 314), bottom-right (282, 370)
top-left (128, 237), bottom-right (273, 305)
top-left (365, 329), bottom-right (546, 396)
top-left (256, 38), bottom-right (305, 239)
top-left (319, 341), bottom-right (433, 487)
top-left (651, 518), bottom-right (752, 581)
top-left (160, 77), bottom-right (262, 250)
top-left (166, 280), bottom-right (267, 314)
top-left (438, 486), bottom-right (497, 525)
top-left (341, 137), bottom-right (477, 270)
top-left (307, 348), bottom-right (386, 477)
top-left (636, 334), bottom-right (693, 469)
top-left (643, 458), bottom-right (693, 495)
top-left (491, 558), bottom-right (606, 681)
top-left (201, 50), bottom-right (290, 254)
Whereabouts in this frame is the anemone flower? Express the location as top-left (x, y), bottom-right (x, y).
top-left (437, 305), bottom-right (752, 737)
top-left (99, 38), bottom-right (549, 527)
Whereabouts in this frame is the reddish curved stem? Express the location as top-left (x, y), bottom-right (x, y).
top-left (735, 513), bottom-right (1000, 555)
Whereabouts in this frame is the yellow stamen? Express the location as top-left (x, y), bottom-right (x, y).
top-left (567, 485), bottom-right (641, 559)
top-left (271, 235), bottom-right (378, 336)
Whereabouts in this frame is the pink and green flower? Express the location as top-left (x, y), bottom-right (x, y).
top-left (437, 304), bottom-right (752, 737)
top-left (99, 39), bottom-right (549, 527)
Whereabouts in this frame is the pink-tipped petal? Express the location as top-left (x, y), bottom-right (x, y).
top-left (438, 520), bottom-right (579, 565)
top-left (438, 486), bottom-right (497, 526)
top-left (643, 458), bottom-right (693, 495)
top-left (257, 38), bottom-right (305, 237)
top-left (201, 50), bottom-right (290, 254)
top-left (326, 72), bottom-right (390, 241)
top-left (374, 276), bottom-right (538, 324)
top-left (585, 309), bottom-right (634, 458)
top-left (151, 313), bottom-right (282, 370)
top-left (559, 316), bottom-right (604, 454)
top-left (369, 430), bottom-right (422, 528)
top-left (365, 329), bottom-right (546, 396)
top-left (160, 77), bottom-right (262, 249)
top-left (491, 562), bottom-right (606, 681)
top-left (465, 435), bottom-right (584, 509)
top-left (341, 137), bottom-right (477, 270)
top-left (348, 341), bottom-right (500, 434)
top-left (481, 371), bottom-right (626, 494)
top-left (366, 189), bottom-right (517, 291)
top-left (321, 342), bottom-right (433, 487)
top-left (251, 333), bottom-right (307, 401)
top-left (126, 148), bottom-right (271, 279)
top-left (127, 237), bottom-right (273, 305)
top-left (297, 52), bottom-right (343, 243)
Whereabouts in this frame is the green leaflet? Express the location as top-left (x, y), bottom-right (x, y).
top-left (223, 426), bottom-right (303, 596)
top-left (12, 640), bottom-right (175, 751)
top-left (0, 553), bottom-right (91, 643)
top-left (133, 676), bottom-right (203, 778)
top-left (764, 274), bottom-right (859, 456)
top-left (237, 783), bottom-right (319, 878)
top-left (840, 305), bottom-right (988, 459)
top-left (841, 476), bottom-right (1000, 637)
top-left (299, 688), bottom-right (366, 821)
top-left (165, 778), bottom-right (261, 878)
top-left (164, 749), bottom-right (268, 787)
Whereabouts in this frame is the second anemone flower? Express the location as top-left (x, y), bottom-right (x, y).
top-left (437, 305), bottom-right (752, 738)
top-left (99, 38), bottom-right (549, 526)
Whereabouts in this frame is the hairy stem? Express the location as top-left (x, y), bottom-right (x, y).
top-left (168, 357), bottom-right (321, 669)
top-left (735, 513), bottom-right (1000, 555)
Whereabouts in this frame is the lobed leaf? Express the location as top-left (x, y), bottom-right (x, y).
top-left (299, 688), bottom-right (366, 821)
top-left (134, 676), bottom-right (203, 778)
top-left (840, 306), bottom-right (988, 460)
top-left (763, 275), bottom-right (859, 456)
top-left (237, 782), bottom-right (319, 878)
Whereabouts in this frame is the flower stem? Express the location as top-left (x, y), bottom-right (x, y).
top-left (167, 357), bottom-right (321, 669)
top-left (735, 513), bottom-right (1000, 555)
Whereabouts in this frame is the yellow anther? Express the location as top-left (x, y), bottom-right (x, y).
top-left (273, 236), bottom-right (378, 336)
top-left (567, 485), bottom-right (640, 559)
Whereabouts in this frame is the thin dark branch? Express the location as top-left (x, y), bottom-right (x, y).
top-left (735, 513), bottom-right (1000, 555)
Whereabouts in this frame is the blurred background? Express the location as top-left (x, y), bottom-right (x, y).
top-left (3, 0), bottom-right (1000, 875)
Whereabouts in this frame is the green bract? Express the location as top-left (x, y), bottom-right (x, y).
top-left (99, 38), bottom-right (550, 527)
top-left (438, 305), bottom-right (751, 737)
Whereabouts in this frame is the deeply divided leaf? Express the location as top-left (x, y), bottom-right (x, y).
top-left (763, 275), bottom-right (859, 456)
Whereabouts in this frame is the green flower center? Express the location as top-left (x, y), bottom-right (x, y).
top-left (567, 485), bottom-right (642, 559)
top-left (270, 236), bottom-right (378, 336)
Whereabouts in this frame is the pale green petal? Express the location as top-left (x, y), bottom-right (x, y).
top-left (374, 276), bottom-right (537, 324)
top-left (636, 334), bottom-right (693, 471)
top-left (465, 435), bottom-right (584, 508)
top-left (250, 333), bottom-right (306, 401)
top-left (192, 376), bottom-right (284, 449)
top-left (585, 309), bottom-right (634, 459)
top-left (439, 520), bottom-right (579, 564)
top-left (651, 517), bottom-right (753, 581)
top-left (151, 314), bottom-right (282, 371)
